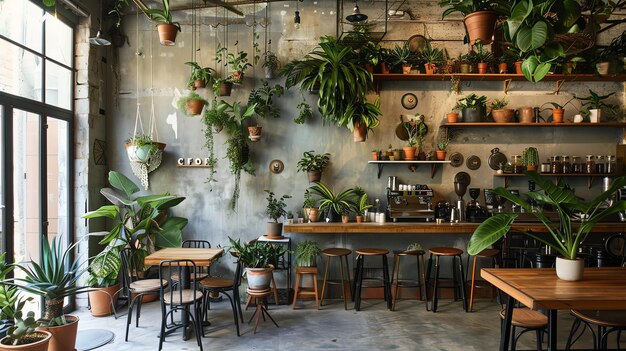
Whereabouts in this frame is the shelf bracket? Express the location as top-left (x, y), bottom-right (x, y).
top-left (554, 80), bottom-right (565, 95)
top-left (408, 164), bottom-right (418, 173)
top-left (503, 79), bottom-right (513, 95)
top-left (430, 164), bottom-right (438, 179)
top-left (377, 163), bottom-right (384, 179)
top-left (503, 176), bottom-right (510, 188)
top-left (588, 176), bottom-right (593, 189)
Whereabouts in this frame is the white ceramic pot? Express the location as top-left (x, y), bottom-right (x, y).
top-left (588, 109), bottom-right (602, 123)
top-left (555, 257), bottom-right (584, 281)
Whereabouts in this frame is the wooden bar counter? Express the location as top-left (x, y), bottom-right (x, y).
top-left (284, 222), bottom-right (626, 234)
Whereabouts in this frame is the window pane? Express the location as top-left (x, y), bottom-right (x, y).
top-left (45, 15), bottom-right (72, 66)
top-left (0, 0), bottom-right (43, 53)
top-left (45, 61), bottom-right (72, 109)
top-left (0, 38), bottom-right (43, 101)
top-left (46, 118), bottom-right (68, 242)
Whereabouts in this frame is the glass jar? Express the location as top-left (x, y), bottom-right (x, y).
top-left (585, 155), bottom-right (595, 174)
top-left (572, 156), bottom-right (581, 173)
top-left (561, 155), bottom-right (571, 174)
top-left (596, 155), bottom-right (605, 174)
top-left (551, 156), bottom-right (561, 174)
top-left (541, 158), bottom-right (551, 173)
top-left (512, 155), bottom-right (523, 173)
top-left (607, 155), bottom-right (616, 174)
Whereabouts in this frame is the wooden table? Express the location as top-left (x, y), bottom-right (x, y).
top-left (482, 267), bottom-right (626, 351)
top-left (144, 247), bottom-right (224, 339)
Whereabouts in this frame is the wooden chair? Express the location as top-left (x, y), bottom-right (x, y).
top-left (391, 249), bottom-right (428, 311)
top-left (468, 248), bottom-right (500, 312)
top-left (499, 308), bottom-right (548, 351)
top-left (199, 259), bottom-right (243, 336)
top-left (565, 310), bottom-right (626, 350)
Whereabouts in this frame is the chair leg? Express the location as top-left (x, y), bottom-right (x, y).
top-left (432, 255), bottom-right (440, 312)
top-left (313, 271), bottom-right (320, 310)
top-left (469, 256), bottom-right (477, 312)
top-left (292, 273), bottom-right (301, 309)
top-left (420, 254), bottom-right (429, 311)
top-left (392, 255), bottom-right (400, 311)
top-left (344, 255), bottom-right (352, 300)
top-left (125, 296), bottom-right (138, 342)
top-left (338, 256), bottom-right (348, 310)
top-left (136, 297), bottom-right (142, 327)
top-left (354, 255), bottom-right (364, 311)
top-left (511, 326), bottom-right (518, 351)
top-left (536, 329), bottom-right (543, 351)
top-left (451, 257), bottom-right (459, 301)
top-left (320, 255), bottom-right (331, 307)
top-left (158, 311), bottom-right (167, 351)
top-left (458, 255), bottom-right (468, 312)
top-left (426, 254), bottom-right (433, 301)
top-left (382, 254), bottom-right (392, 310)
top-left (565, 318), bottom-right (582, 350)
top-left (270, 275), bottom-right (279, 305)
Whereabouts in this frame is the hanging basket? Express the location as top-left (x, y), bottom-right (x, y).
top-left (554, 33), bottom-right (595, 56)
top-left (125, 142), bottom-right (166, 164)
top-left (126, 142), bottom-right (166, 190)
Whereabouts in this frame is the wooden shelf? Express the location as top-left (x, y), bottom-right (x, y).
top-left (373, 73), bottom-right (626, 82)
top-left (494, 173), bottom-right (618, 189)
top-left (442, 122), bottom-right (626, 128)
top-left (368, 160), bottom-right (451, 179)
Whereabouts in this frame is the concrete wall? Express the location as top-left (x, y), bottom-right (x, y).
top-left (105, 1), bottom-right (626, 280)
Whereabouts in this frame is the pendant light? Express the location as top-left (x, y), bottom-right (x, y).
top-left (88, 1), bottom-right (110, 46)
top-left (346, 0), bottom-right (367, 23)
top-left (294, 0), bottom-right (301, 29)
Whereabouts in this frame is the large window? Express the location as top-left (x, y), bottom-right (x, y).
top-left (0, 0), bottom-right (74, 313)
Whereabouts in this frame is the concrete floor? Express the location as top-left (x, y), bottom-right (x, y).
top-left (73, 295), bottom-right (607, 351)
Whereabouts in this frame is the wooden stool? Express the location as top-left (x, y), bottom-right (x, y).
top-left (292, 267), bottom-right (319, 309)
top-left (426, 247), bottom-right (467, 313)
top-left (320, 248), bottom-right (352, 310)
top-left (247, 288), bottom-right (279, 334)
top-left (500, 308), bottom-right (547, 350)
top-left (391, 249), bottom-right (428, 311)
top-left (352, 248), bottom-right (391, 311)
top-left (468, 248), bottom-right (500, 312)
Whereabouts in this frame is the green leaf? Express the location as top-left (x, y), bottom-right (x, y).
top-left (100, 188), bottom-right (133, 206)
top-left (82, 205), bottom-right (119, 219)
top-left (516, 27), bottom-right (533, 52)
top-left (155, 217), bottom-right (187, 248)
top-left (468, 214), bottom-right (517, 255)
top-left (530, 21), bottom-right (548, 50)
top-left (521, 56), bottom-right (538, 82)
top-left (108, 171), bottom-right (140, 198)
top-left (43, 0), bottom-right (55, 6)
top-left (559, 0), bottom-right (581, 28)
top-left (533, 62), bottom-right (551, 82)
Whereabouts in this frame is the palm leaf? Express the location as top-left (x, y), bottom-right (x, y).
top-left (468, 214), bottom-right (517, 255)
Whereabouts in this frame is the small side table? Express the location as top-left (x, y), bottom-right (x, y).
top-left (257, 235), bottom-right (292, 303)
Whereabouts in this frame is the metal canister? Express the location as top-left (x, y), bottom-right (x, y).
top-left (561, 155), bottom-right (571, 174)
top-left (607, 155), bottom-right (616, 174)
top-left (572, 156), bottom-right (581, 173)
top-left (387, 176), bottom-right (397, 191)
top-left (551, 156), bottom-right (561, 174)
top-left (586, 155), bottom-right (595, 174)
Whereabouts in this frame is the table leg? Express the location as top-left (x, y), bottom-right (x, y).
top-left (182, 266), bottom-right (191, 341)
top-left (500, 295), bottom-right (513, 351)
top-left (548, 309), bottom-right (557, 351)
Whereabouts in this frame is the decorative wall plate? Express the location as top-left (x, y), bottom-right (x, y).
top-left (488, 148), bottom-right (508, 171)
top-left (269, 160), bottom-right (284, 174)
top-left (449, 152), bottom-right (464, 167)
top-left (454, 171), bottom-right (471, 185)
top-left (408, 35), bottom-right (427, 53)
top-left (466, 155), bottom-right (481, 170)
top-left (401, 93), bottom-right (418, 110)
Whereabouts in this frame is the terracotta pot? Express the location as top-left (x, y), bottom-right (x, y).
top-left (555, 257), bottom-right (584, 281)
top-left (515, 61), bottom-right (523, 74)
top-left (436, 150), bottom-right (447, 161)
top-left (157, 23), bottom-right (179, 46)
top-left (248, 126), bottom-right (262, 142)
top-left (477, 62), bottom-right (488, 74)
top-left (402, 64), bottom-right (412, 74)
top-left (0, 331), bottom-right (51, 351)
top-left (232, 71), bottom-right (244, 84)
top-left (381, 62), bottom-right (390, 74)
top-left (393, 150), bottom-right (402, 160)
top-left (365, 64), bottom-right (374, 73)
top-left (518, 107), bottom-right (535, 123)
top-left (37, 315), bottom-right (79, 351)
top-left (353, 121), bottom-right (367, 142)
top-left (246, 266), bottom-right (274, 290)
top-left (89, 283), bottom-right (120, 317)
top-left (356, 215), bottom-right (363, 223)
top-left (447, 112), bottom-right (459, 123)
top-left (193, 79), bottom-right (206, 89)
top-left (464, 11), bottom-right (497, 45)
top-left (266, 222), bottom-right (283, 239)
top-left (186, 98), bottom-right (205, 116)
top-left (424, 63), bottom-right (437, 75)
top-left (444, 64), bottom-right (455, 74)
top-left (498, 62), bottom-right (508, 74)
top-left (305, 207), bottom-right (319, 222)
top-left (403, 146), bottom-right (417, 160)
top-left (417, 151), bottom-right (426, 161)
top-left (459, 63), bottom-right (471, 73)
top-left (218, 82), bottom-right (233, 96)
top-left (526, 165), bottom-right (538, 172)
top-left (372, 152), bottom-right (379, 161)
top-left (491, 109), bottom-right (515, 123)
top-left (341, 215), bottom-right (349, 224)
top-left (307, 170), bottom-right (322, 183)
top-left (596, 61), bottom-right (613, 76)
top-left (552, 108), bottom-right (565, 123)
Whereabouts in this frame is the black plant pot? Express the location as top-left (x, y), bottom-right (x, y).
top-left (462, 107), bottom-right (485, 122)
top-left (325, 208), bottom-right (340, 222)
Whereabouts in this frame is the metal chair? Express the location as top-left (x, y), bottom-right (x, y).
top-left (158, 259), bottom-right (204, 351)
top-left (171, 240), bottom-right (212, 283)
top-left (500, 308), bottom-right (548, 351)
top-left (198, 258), bottom-right (243, 336)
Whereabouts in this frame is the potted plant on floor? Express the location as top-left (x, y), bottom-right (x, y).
top-left (177, 91), bottom-right (207, 116)
top-left (262, 50), bottom-right (280, 79)
top-left (522, 147), bottom-right (539, 172)
top-left (489, 98), bottom-right (514, 123)
top-left (468, 171), bottom-right (626, 281)
top-left (439, 0), bottom-right (503, 45)
top-left (421, 43), bottom-right (444, 75)
top-left (356, 193), bottom-right (372, 223)
top-left (577, 90), bottom-right (618, 123)
top-left (228, 238), bottom-right (287, 291)
top-left (86, 248), bottom-right (121, 317)
top-left (0, 311), bottom-right (51, 351)
top-left (309, 183), bottom-right (357, 223)
top-left (145, 0), bottom-right (180, 46)
top-left (297, 150), bottom-right (331, 183)
top-left (265, 190), bottom-right (292, 239)
top-left (303, 190), bottom-right (319, 223)
top-left (436, 135), bottom-right (449, 161)
top-left (184, 61), bottom-right (215, 89)
top-left (295, 241), bottom-right (321, 267)
top-left (456, 94), bottom-right (487, 123)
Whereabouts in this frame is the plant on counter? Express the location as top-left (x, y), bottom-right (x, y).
top-left (455, 93), bottom-right (487, 123)
top-left (294, 101), bottom-right (313, 124)
top-left (184, 61), bottom-right (215, 89)
top-left (522, 147), bottom-right (539, 171)
top-left (577, 90), bottom-right (619, 122)
top-left (390, 42), bottom-right (411, 72)
top-left (403, 120), bottom-right (428, 160)
top-left (145, 0), bottom-right (181, 46)
top-left (177, 91), bottom-right (208, 116)
top-left (489, 97), bottom-right (515, 123)
top-left (473, 39), bottom-right (494, 73)
top-left (308, 182), bottom-right (357, 222)
top-left (262, 50), bottom-right (280, 79)
top-left (541, 96), bottom-right (578, 123)
top-left (421, 43), bottom-right (445, 74)
top-left (468, 172), bottom-right (626, 280)
top-left (303, 189), bottom-right (320, 222)
top-left (355, 193), bottom-right (373, 223)
top-left (297, 151), bottom-right (331, 183)
top-left (265, 190), bottom-right (292, 238)
top-left (295, 240), bottom-right (321, 267)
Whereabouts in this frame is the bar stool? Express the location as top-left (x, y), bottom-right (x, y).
top-left (468, 248), bottom-right (499, 312)
top-left (247, 288), bottom-right (279, 334)
top-left (320, 248), bottom-right (352, 310)
top-left (352, 248), bottom-right (391, 311)
top-left (292, 266), bottom-right (320, 309)
top-left (426, 247), bottom-right (467, 313)
top-left (391, 249), bottom-right (428, 311)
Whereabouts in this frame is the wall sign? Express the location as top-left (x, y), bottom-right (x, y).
top-left (176, 157), bottom-right (211, 167)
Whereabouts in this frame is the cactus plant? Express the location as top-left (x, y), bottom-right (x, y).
top-left (522, 147), bottom-right (539, 170)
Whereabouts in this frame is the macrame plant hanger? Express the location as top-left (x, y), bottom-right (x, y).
top-left (129, 13), bottom-right (163, 190)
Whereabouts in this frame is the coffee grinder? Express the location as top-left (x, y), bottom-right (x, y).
top-left (453, 172), bottom-right (470, 222)
top-left (466, 188), bottom-right (489, 223)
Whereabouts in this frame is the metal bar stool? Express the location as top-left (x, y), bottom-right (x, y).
top-left (352, 248), bottom-right (391, 311)
top-left (426, 247), bottom-right (467, 313)
top-left (319, 248), bottom-right (352, 310)
top-left (391, 249), bottom-right (428, 311)
top-left (468, 248), bottom-right (500, 312)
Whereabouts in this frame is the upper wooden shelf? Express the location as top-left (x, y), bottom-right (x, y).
top-left (372, 73), bottom-right (626, 82)
top-left (442, 122), bottom-right (626, 128)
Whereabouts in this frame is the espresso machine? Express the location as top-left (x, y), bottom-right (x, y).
top-left (466, 188), bottom-right (490, 223)
top-left (387, 179), bottom-right (435, 222)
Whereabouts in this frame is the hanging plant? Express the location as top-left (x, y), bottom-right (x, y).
top-left (248, 81), bottom-right (285, 120)
top-left (145, 0), bottom-right (181, 46)
top-left (177, 91), bottom-right (207, 116)
top-left (202, 99), bottom-right (230, 187)
top-left (212, 77), bottom-right (234, 97)
top-left (294, 101), bottom-right (313, 124)
top-left (184, 61), bottom-right (215, 89)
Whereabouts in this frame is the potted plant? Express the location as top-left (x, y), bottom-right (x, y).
top-left (228, 238), bottom-right (287, 291)
top-left (489, 98), bottom-right (514, 123)
top-left (145, 0), bottom-right (181, 46)
top-left (124, 134), bottom-right (164, 164)
top-left (303, 190), bottom-right (319, 223)
top-left (577, 90), bottom-right (618, 123)
top-left (10, 237), bottom-right (89, 351)
top-left (340, 207), bottom-right (351, 223)
top-left (541, 97), bottom-right (578, 123)
top-left (497, 55), bottom-right (509, 74)
top-left (297, 151), bottom-right (331, 183)
top-left (247, 81), bottom-right (285, 141)
top-left (0, 253), bottom-right (30, 340)
top-left (224, 50), bottom-right (253, 84)
top-left (262, 51), bottom-right (280, 79)
top-left (380, 48), bottom-right (393, 74)
top-left (360, 41), bottom-right (382, 73)
top-left (177, 91), bottom-right (207, 116)
top-left (473, 39), bottom-right (494, 74)
top-left (447, 111), bottom-right (459, 123)
top-left (402, 121), bottom-right (427, 161)
top-left (264, 190), bottom-right (292, 239)
top-left (294, 102), bottom-right (313, 124)
top-left (86, 249), bottom-right (121, 317)
top-left (212, 77), bottom-right (234, 97)
top-left (0, 311), bottom-right (51, 351)
top-left (371, 149), bottom-right (380, 161)
top-left (522, 147), bottom-right (539, 171)
top-left (184, 61), bottom-right (215, 89)
top-left (295, 241), bottom-right (321, 267)
top-left (458, 53), bottom-right (472, 73)
top-left (421, 43), bottom-right (444, 75)
top-left (201, 98), bottom-right (230, 186)
top-left (436, 135), bottom-right (449, 160)
top-left (390, 42), bottom-right (411, 74)
top-left (355, 193), bottom-right (372, 223)
top-left (349, 99), bottom-right (382, 142)
top-left (439, 0), bottom-right (503, 45)
top-left (308, 183), bottom-right (357, 223)
top-left (456, 93), bottom-right (487, 123)
top-left (468, 172), bottom-right (626, 281)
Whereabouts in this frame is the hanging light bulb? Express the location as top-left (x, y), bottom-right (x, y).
top-left (294, 10), bottom-right (301, 29)
top-left (346, 0), bottom-right (368, 22)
